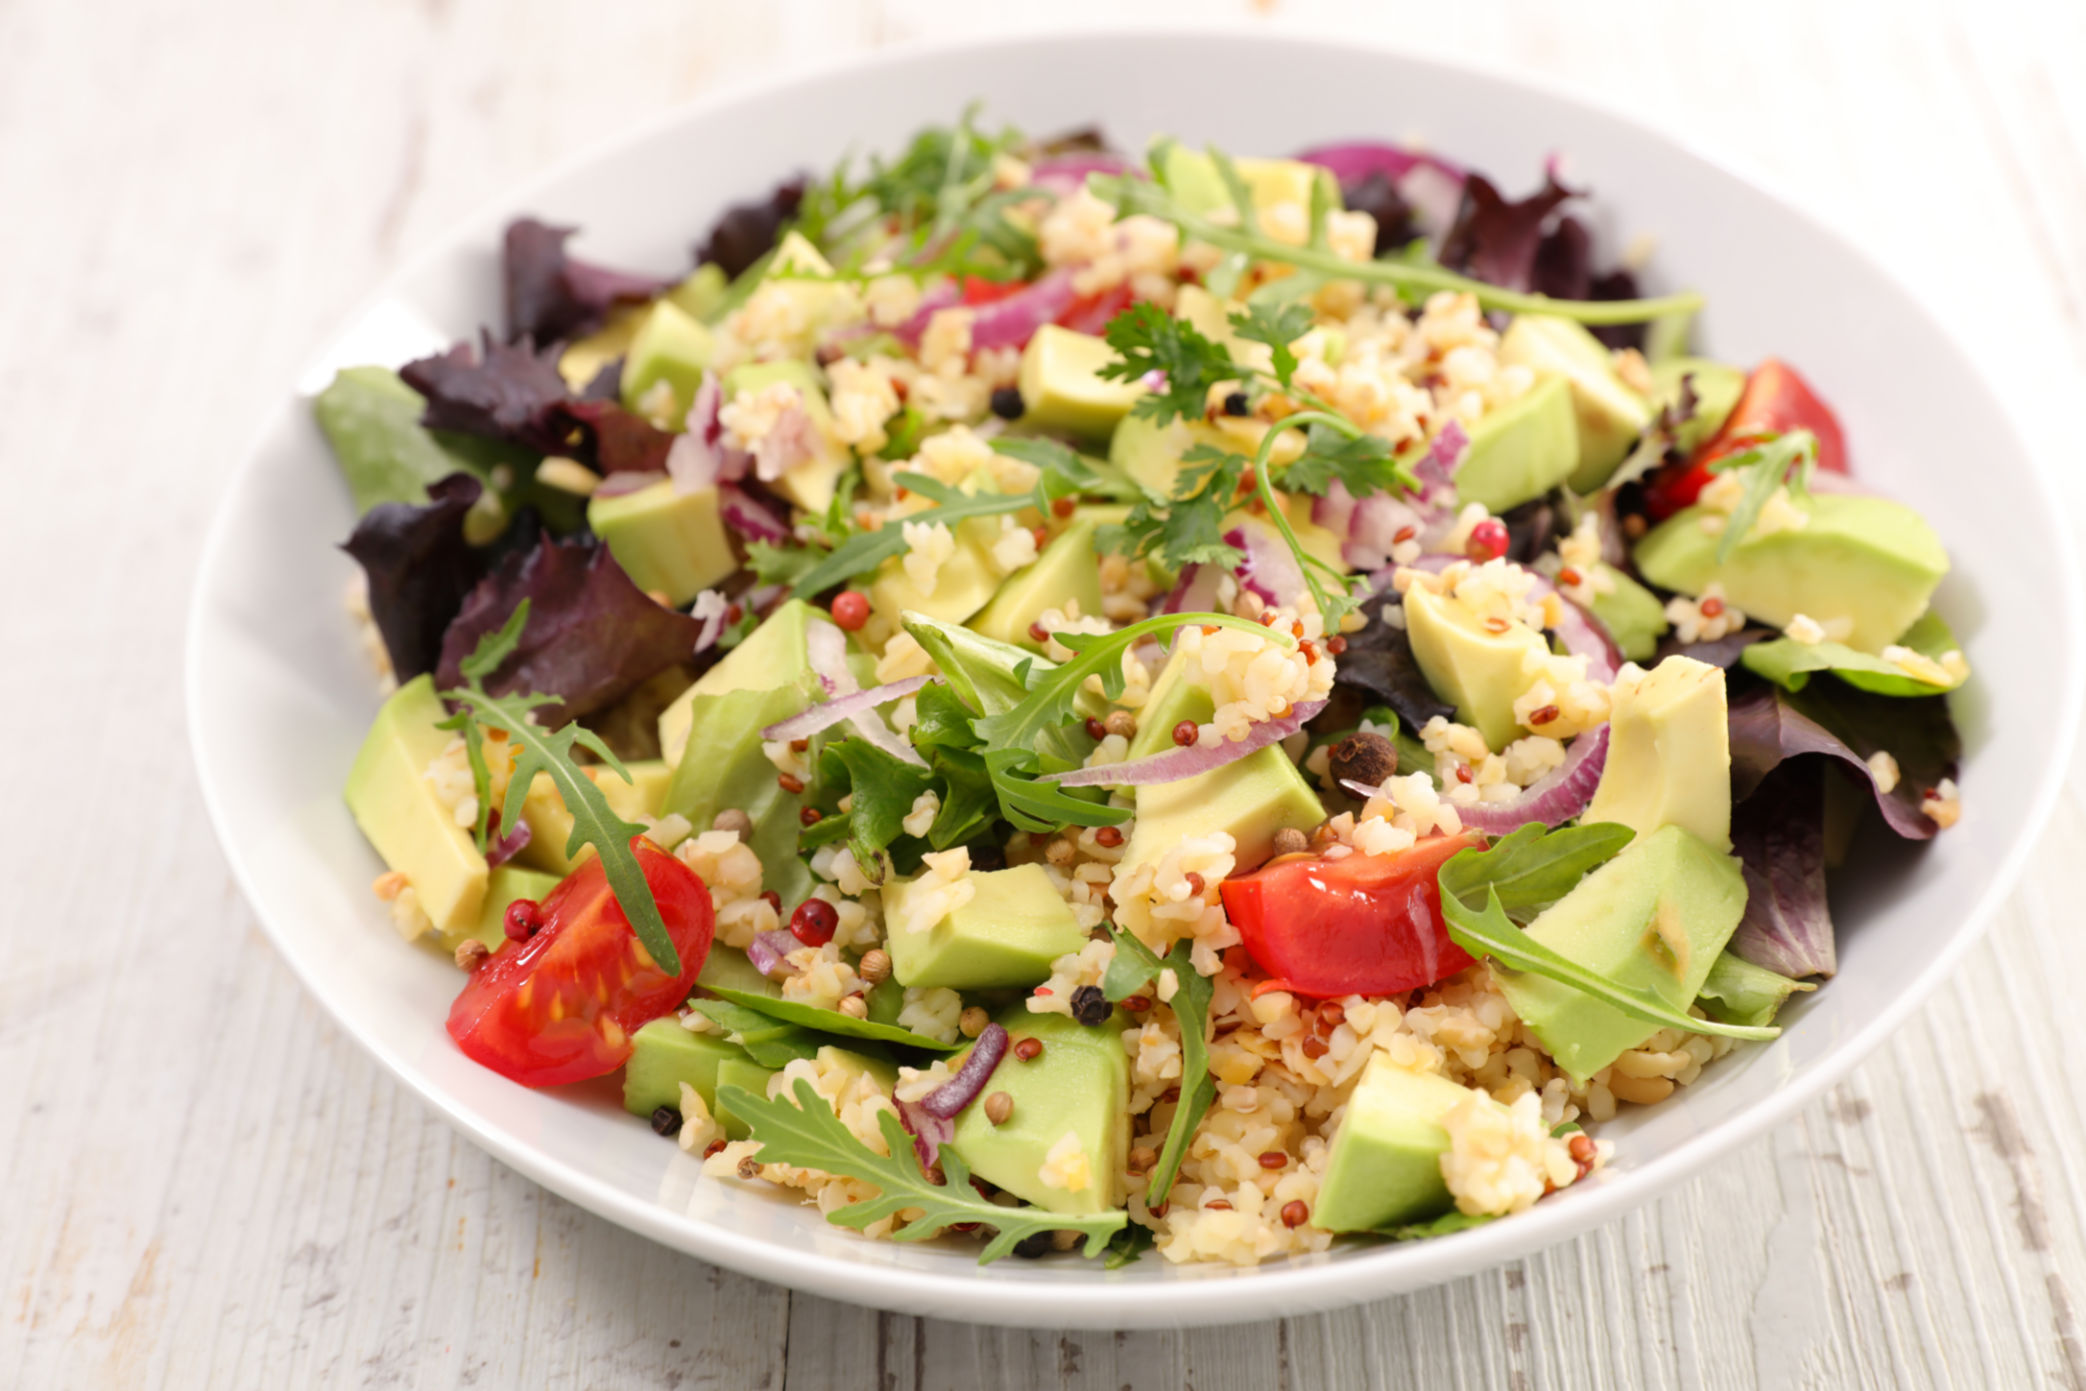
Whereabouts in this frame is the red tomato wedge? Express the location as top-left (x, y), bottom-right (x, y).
top-left (1220, 834), bottom-right (1484, 998)
top-left (448, 839), bottom-right (714, 1087)
top-left (1056, 282), bottom-right (1135, 336)
top-left (1645, 358), bottom-right (1848, 517)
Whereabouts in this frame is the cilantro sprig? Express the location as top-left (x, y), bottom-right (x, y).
top-left (718, 1077), bottom-right (1127, 1263)
top-left (1103, 932), bottom-right (1213, 1206)
top-left (439, 601), bottom-right (682, 974)
top-left (1705, 429), bottom-right (1817, 562)
top-left (1091, 158), bottom-right (1705, 326)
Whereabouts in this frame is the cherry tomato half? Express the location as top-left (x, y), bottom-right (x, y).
top-left (1219, 834), bottom-right (1484, 998)
top-left (448, 839), bottom-right (714, 1087)
top-left (1644, 358), bottom-right (1848, 518)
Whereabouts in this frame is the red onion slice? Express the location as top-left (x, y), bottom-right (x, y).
top-left (895, 1098), bottom-right (954, 1169)
top-left (1294, 142), bottom-right (1466, 189)
top-left (666, 371), bottom-right (732, 493)
top-left (892, 280), bottom-right (964, 346)
top-left (1047, 699), bottom-right (1327, 788)
top-left (1350, 721), bottom-right (1613, 836)
top-left (797, 617), bottom-right (930, 767)
top-left (921, 1023), bottom-right (1008, 1119)
top-left (718, 484), bottom-right (791, 544)
top-left (968, 269), bottom-right (1076, 352)
top-left (485, 817), bottom-right (531, 869)
top-left (760, 675), bottom-right (934, 743)
top-left (1225, 525), bottom-right (1307, 609)
top-left (746, 929), bottom-right (800, 978)
top-left (1160, 563), bottom-right (1224, 615)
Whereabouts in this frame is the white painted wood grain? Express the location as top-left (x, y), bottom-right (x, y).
top-left (3, 1), bottom-right (2083, 1386)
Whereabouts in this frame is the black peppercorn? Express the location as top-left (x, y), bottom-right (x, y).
top-left (1328, 731), bottom-right (1398, 789)
top-left (650, 1106), bottom-right (681, 1138)
top-left (1222, 390), bottom-right (1250, 417)
top-left (1070, 984), bottom-right (1110, 1026)
top-left (990, 386), bottom-right (1025, 420)
top-left (1012, 1231), bottom-right (1054, 1259)
top-left (967, 841), bottom-right (1008, 873)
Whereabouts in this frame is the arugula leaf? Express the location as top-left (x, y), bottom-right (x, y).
top-left (1207, 146), bottom-right (1261, 238)
top-left (1101, 929), bottom-right (1166, 1004)
top-left (817, 738), bottom-right (934, 883)
top-left (687, 998), bottom-right (824, 1067)
top-left (1706, 430), bottom-right (1816, 563)
top-left (1102, 1221), bottom-right (1158, 1269)
top-left (985, 436), bottom-right (1142, 500)
top-left (1100, 929), bottom-right (1212, 1205)
top-left (1228, 302), bottom-right (1314, 389)
top-left (1097, 301), bottom-right (1239, 425)
top-left (1696, 951), bottom-right (1814, 1029)
top-left (1439, 823), bottom-right (1638, 925)
top-left (923, 745), bottom-right (998, 848)
top-left (1437, 873), bottom-right (1777, 1044)
top-left (720, 1078), bottom-right (1128, 1262)
top-left (442, 601), bottom-right (682, 974)
top-left (704, 986), bottom-right (962, 1052)
top-left (747, 539), bottom-right (829, 589)
top-left (1374, 1210), bottom-right (1497, 1241)
top-left (783, 473), bottom-right (1037, 596)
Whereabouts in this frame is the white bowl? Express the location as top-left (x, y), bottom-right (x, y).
top-left (187, 26), bottom-right (2082, 1329)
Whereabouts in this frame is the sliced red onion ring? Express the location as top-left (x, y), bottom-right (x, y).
top-left (485, 817), bottom-right (531, 869)
top-left (1048, 699), bottom-right (1327, 788)
top-left (922, 1022), bottom-right (1009, 1119)
top-left (1294, 143), bottom-right (1468, 233)
top-left (892, 280), bottom-right (964, 346)
top-left (896, 1098), bottom-right (954, 1169)
top-left (1225, 525), bottom-right (1307, 609)
top-left (591, 468), bottom-right (666, 500)
top-left (799, 617), bottom-right (930, 767)
top-left (718, 484), bottom-right (791, 544)
top-left (666, 371), bottom-right (735, 493)
top-left (691, 590), bottom-right (730, 654)
top-left (761, 676), bottom-right (934, 742)
top-left (968, 268), bottom-right (1076, 352)
top-left (1160, 563), bottom-right (1225, 615)
top-left (746, 929), bottom-right (801, 978)
top-left (1346, 721), bottom-right (1613, 836)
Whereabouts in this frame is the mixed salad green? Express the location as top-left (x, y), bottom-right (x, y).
top-left (322, 114), bottom-right (1965, 1268)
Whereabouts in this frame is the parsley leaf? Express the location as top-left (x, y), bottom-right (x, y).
top-left (441, 601), bottom-right (683, 973)
top-left (1104, 931), bottom-right (1212, 1206)
top-left (1278, 422), bottom-right (1410, 500)
top-left (1228, 301), bottom-right (1314, 390)
top-left (1098, 301), bottom-right (1239, 425)
top-left (1706, 430), bottom-right (1817, 563)
top-left (719, 1077), bottom-right (1128, 1263)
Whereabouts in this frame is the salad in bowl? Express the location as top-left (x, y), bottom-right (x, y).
top-left (319, 114), bottom-right (1965, 1270)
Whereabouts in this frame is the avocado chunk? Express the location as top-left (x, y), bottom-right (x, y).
top-left (1499, 315), bottom-right (1653, 491)
top-left (1312, 1055), bottom-right (1475, 1231)
top-left (1452, 375), bottom-right (1581, 515)
top-left (882, 863), bottom-right (1089, 990)
top-left (451, 865), bottom-right (562, 953)
top-left (1633, 492), bottom-right (1947, 653)
top-left (667, 263), bottom-right (729, 323)
top-left (946, 1009), bottom-right (1129, 1216)
top-left (1158, 147), bottom-right (1340, 221)
top-left (558, 306), bottom-right (646, 393)
top-left (1585, 656), bottom-right (1732, 851)
top-left (1401, 581), bottom-right (1551, 750)
top-left (865, 506), bottom-right (1006, 643)
top-left (720, 358), bottom-right (849, 514)
top-left (620, 299), bottom-right (717, 421)
top-left (1018, 325), bottom-right (1143, 437)
top-left (1107, 411), bottom-right (1306, 497)
top-left (711, 1056), bottom-right (779, 1139)
top-left (514, 760), bottom-right (673, 877)
top-left (345, 675), bottom-right (488, 937)
top-left (1588, 563), bottom-right (1669, 662)
top-left (623, 1018), bottom-right (748, 1121)
top-left (586, 478), bottom-right (736, 607)
top-left (970, 518), bottom-right (1105, 651)
top-left (1497, 825), bottom-right (1747, 1083)
top-left (658, 598), bottom-right (818, 766)
top-left (1648, 357), bottom-right (1744, 455)
top-left (314, 367), bottom-right (490, 514)
top-left (1119, 648), bottom-right (1324, 873)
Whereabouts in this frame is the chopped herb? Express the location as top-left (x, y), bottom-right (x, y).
top-left (1097, 300), bottom-right (1240, 425)
top-left (719, 1077), bottom-right (1127, 1263)
top-left (1104, 930), bottom-right (1212, 1206)
top-left (1706, 429), bottom-right (1816, 563)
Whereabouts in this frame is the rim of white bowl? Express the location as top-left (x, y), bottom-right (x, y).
top-left (187, 20), bottom-right (2085, 1329)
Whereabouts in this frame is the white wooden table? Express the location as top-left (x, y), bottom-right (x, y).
top-left (6, 2), bottom-right (2084, 1385)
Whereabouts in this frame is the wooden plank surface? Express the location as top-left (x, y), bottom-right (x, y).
top-left (3, 1), bottom-right (2082, 1386)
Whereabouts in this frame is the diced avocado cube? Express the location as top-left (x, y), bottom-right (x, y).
top-left (345, 675), bottom-right (488, 937)
top-left (865, 507), bottom-right (1006, 643)
top-left (1498, 825), bottom-right (1747, 1083)
top-left (711, 1056), bottom-right (779, 1139)
top-left (1585, 657), bottom-right (1732, 851)
top-left (514, 760), bottom-right (673, 876)
top-left (1402, 582), bottom-right (1553, 751)
top-left (970, 519), bottom-right (1105, 651)
top-left (721, 358), bottom-right (849, 514)
top-left (450, 865), bottom-right (562, 953)
top-left (881, 863), bottom-right (1089, 990)
top-left (587, 478), bottom-right (736, 607)
top-left (1017, 325), bottom-right (1143, 437)
top-left (697, 944), bottom-right (781, 997)
top-left (657, 598), bottom-right (819, 766)
top-left (1648, 357), bottom-right (1744, 456)
top-left (619, 299), bottom-right (717, 421)
top-left (1158, 148), bottom-right (1341, 221)
top-left (623, 1019), bottom-right (748, 1120)
top-left (666, 263), bottom-right (729, 324)
top-left (314, 367), bottom-right (487, 514)
top-left (1499, 315), bottom-right (1653, 492)
top-left (1634, 493), bottom-right (1947, 653)
top-left (558, 305), bottom-right (646, 393)
top-left (946, 1009), bottom-right (1129, 1216)
top-left (1453, 375), bottom-right (1580, 515)
top-left (1107, 412), bottom-right (1304, 501)
top-left (1588, 563), bottom-right (1669, 662)
top-left (815, 1044), bottom-right (899, 1094)
top-left (1312, 1055), bottom-right (1474, 1231)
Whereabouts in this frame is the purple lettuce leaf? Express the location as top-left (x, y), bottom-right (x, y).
top-left (1586, 269), bottom-right (1648, 352)
top-left (1729, 762), bottom-right (1835, 978)
top-left (435, 535), bottom-right (706, 725)
top-left (1530, 214), bottom-right (1594, 301)
top-left (698, 176), bottom-right (808, 279)
top-left (504, 217), bottom-right (670, 345)
top-left (1656, 625), bottom-right (1775, 671)
top-left (1340, 171), bottom-right (1418, 254)
top-left (400, 334), bottom-right (675, 473)
top-left (1728, 683), bottom-right (1959, 841)
top-left (341, 473), bottom-right (488, 681)
top-left (1438, 171), bottom-right (1576, 292)
top-left (1333, 594), bottom-right (1456, 731)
